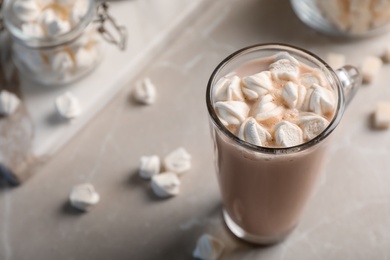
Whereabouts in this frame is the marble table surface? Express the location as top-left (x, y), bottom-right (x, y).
top-left (2, 0), bottom-right (390, 259)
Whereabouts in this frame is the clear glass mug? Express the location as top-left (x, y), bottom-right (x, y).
top-left (206, 44), bottom-right (361, 244)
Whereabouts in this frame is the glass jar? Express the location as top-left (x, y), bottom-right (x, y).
top-left (291, 0), bottom-right (390, 37)
top-left (1, 0), bottom-right (126, 86)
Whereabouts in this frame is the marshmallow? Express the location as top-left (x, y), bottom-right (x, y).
top-left (374, 102), bottom-right (390, 128)
top-left (193, 234), bottom-right (224, 260)
top-left (139, 155), bottom-right (160, 179)
top-left (55, 92), bottom-right (81, 119)
top-left (255, 94), bottom-right (284, 121)
top-left (241, 71), bottom-right (273, 101)
top-left (40, 9), bottom-right (71, 36)
top-left (317, 0), bottom-right (351, 31)
top-left (21, 23), bottom-right (44, 38)
top-left (74, 47), bottom-right (97, 70)
top-left (151, 172), bottom-right (180, 198)
top-left (163, 147), bottom-right (191, 175)
top-left (69, 183), bottom-right (100, 211)
top-left (274, 52), bottom-right (300, 66)
top-left (51, 51), bottom-right (74, 79)
top-left (69, 0), bottom-right (89, 25)
top-left (326, 53), bottom-right (346, 70)
top-left (213, 76), bottom-right (244, 102)
top-left (300, 72), bottom-right (326, 88)
top-left (274, 121), bottom-right (303, 147)
top-left (297, 113), bottom-right (329, 140)
top-left (133, 78), bottom-right (157, 105)
top-left (361, 55), bottom-right (382, 83)
top-left (238, 117), bottom-right (271, 146)
top-left (0, 90), bottom-right (20, 116)
top-left (214, 101), bottom-right (249, 126)
top-left (281, 81), bottom-right (307, 109)
top-left (13, 0), bottom-right (41, 22)
top-left (269, 59), bottom-right (300, 81)
top-left (302, 84), bottom-right (336, 116)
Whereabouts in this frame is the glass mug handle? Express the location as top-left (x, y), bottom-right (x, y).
top-left (335, 65), bottom-right (362, 105)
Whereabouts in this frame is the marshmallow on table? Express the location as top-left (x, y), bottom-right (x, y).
top-left (0, 90), bottom-right (20, 116)
top-left (55, 92), bottom-right (82, 119)
top-left (213, 76), bottom-right (244, 102)
top-left (274, 121), bottom-right (303, 147)
top-left (361, 55), bottom-right (383, 83)
top-left (326, 53), bottom-right (346, 70)
top-left (374, 102), bottom-right (390, 128)
top-left (163, 147), bottom-right (191, 175)
top-left (238, 117), bottom-right (271, 146)
top-left (193, 234), bottom-right (224, 260)
top-left (151, 172), bottom-right (180, 198)
top-left (69, 183), bottom-right (100, 211)
top-left (241, 71), bottom-right (273, 101)
top-left (13, 0), bottom-right (41, 22)
top-left (139, 155), bottom-right (160, 179)
top-left (133, 78), bottom-right (157, 105)
top-left (297, 113), bottom-right (329, 140)
top-left (214, 101), bottom-right (249, 126)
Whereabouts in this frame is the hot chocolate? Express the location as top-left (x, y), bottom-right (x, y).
top-left (207, 47), bottom-right (344, 244)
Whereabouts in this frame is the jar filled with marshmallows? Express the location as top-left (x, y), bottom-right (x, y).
top-left (291, 0), bottom-right (390, 37)
top-left (1, 0), bottom-right (127, 85)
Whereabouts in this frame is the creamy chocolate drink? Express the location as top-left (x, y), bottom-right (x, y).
top-left (206, 44), bottom-right (360, 244)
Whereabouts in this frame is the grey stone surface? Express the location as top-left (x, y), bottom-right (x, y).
top-left (2, 0), bottom-right (390, 259)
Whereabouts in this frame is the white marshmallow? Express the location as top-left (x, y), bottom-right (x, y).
top-left (302, 84), bottom-right (336, 116)
top-left (281, 82), bottom-right (306, 109)
top-left (274, 52), bottom-right (300, 66)
top-left (13, 0), bottom-right (41, 22)
top-left (139, 155), bottom-right (160, 179)
top-left (193, 234), bottom-right (224, 260)
top-left (163, 147), bottom-right (191, 175)
top-left (55, 92), bottom-right (81, 119)
top-left (69, 0), bottom-right (89, 25)
top-left (300, 72), bottom-right (326, 88)
top-left (297, 113), bottom-right (329, 140)
top-left (238, 117), bottom-right (271, 146)
top-left (75, 47), bottom-right (97, 70)
top-left (374, 102), bottom-right (390, 128)
top-left (151, 172), bottom-right (180, 198)
top-left (40, 9), bottom-right (71, 36)
top-left (133, 78), bottom-right (157, 105)
top-left (255, 94), bottom-right (284, 121)
top-left (214, 101), bottom-right (249, 126)
top-left (0, 90), bottom-right (20, 116)
top-left (51, 51), bottom-right (74, 79)
top-left (69, 183), bottom-right (100, 211)
top-left (241, 71), bottom-right (273, 100)
top-left (21, 23), bottom-right (44, 38)
top-left (326, 53), bottom-right (346, 70)
top-left (274, 121), bottom-right (303, 147)
top-left (269, 59), bottom-right (300, 81)
top-left (213, 76), bottom-right (244, 102)
top-left (361, 55), bottom-right (383, 83)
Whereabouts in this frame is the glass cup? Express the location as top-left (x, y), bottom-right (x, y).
top-left (206, 44), bottom-right (361, 244)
